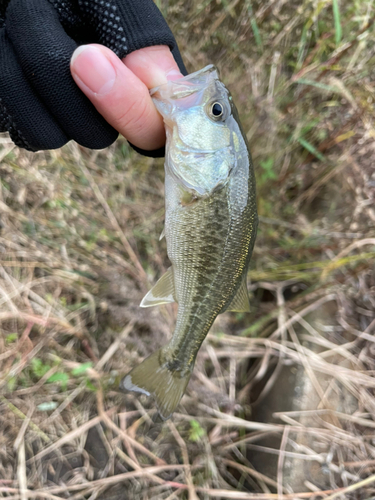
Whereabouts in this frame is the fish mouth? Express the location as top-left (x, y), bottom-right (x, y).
top-left (150, 64), bottom-right (219, 99)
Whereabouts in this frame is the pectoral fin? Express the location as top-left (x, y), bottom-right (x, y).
top-left (225, 279), bottom-right (251, 313)
top-left (140, 267), bottom-right (177, 307)
top-left (159, 227), bottom-right (165, 241)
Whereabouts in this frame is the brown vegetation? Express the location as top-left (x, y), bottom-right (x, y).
top-left (1, 0), bottom-right (375, 498)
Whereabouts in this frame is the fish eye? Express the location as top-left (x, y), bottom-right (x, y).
top-left (205, 100), bottom-right (230, 122)
top-left (212, 102), bottom-right (223, 117)
top-left (207, 101), bottom-right (227, 121)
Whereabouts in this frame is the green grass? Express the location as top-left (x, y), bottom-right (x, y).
top-left (332, 0), bottom-right (343, 45)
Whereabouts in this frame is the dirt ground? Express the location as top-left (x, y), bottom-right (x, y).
top-left (1, 0), bottom-right (375, 499)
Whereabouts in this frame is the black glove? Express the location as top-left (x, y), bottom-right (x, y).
top-left (0, 0), bottom-right (186, 155)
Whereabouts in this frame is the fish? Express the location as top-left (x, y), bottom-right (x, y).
top-left (119, 65), bottom-right (258, 420)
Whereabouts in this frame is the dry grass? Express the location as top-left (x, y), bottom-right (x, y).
top-left (1, 0), bottom-right (375, 498)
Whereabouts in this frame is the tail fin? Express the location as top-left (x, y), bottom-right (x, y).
top-left (119, 348), bottom-right (193, 420)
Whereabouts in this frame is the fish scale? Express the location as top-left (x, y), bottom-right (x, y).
top-left (120, 65), bottom-right (258, 420)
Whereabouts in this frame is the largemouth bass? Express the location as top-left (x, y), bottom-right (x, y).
top-left (120, 65), bottom-right (258, 420)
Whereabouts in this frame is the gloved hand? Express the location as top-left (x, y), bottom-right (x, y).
top-left (0, 0), bottom-right (186, 155)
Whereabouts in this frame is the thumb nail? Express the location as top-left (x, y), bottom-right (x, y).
top-left (71, 45), bottom-right (116, 95)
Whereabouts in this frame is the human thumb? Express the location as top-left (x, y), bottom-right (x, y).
top-left (70, 44), bottom-right (183, 152)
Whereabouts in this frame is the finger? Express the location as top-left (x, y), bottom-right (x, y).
top-left (123, 45), bottom-right (183, 89)
top-left (71, 44), bottom-right (177, 151)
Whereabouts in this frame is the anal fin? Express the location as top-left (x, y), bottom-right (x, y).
top-left (225, 279), bottom-right (251, 313)
top-left (140, 267), bottom-right (177, 307)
